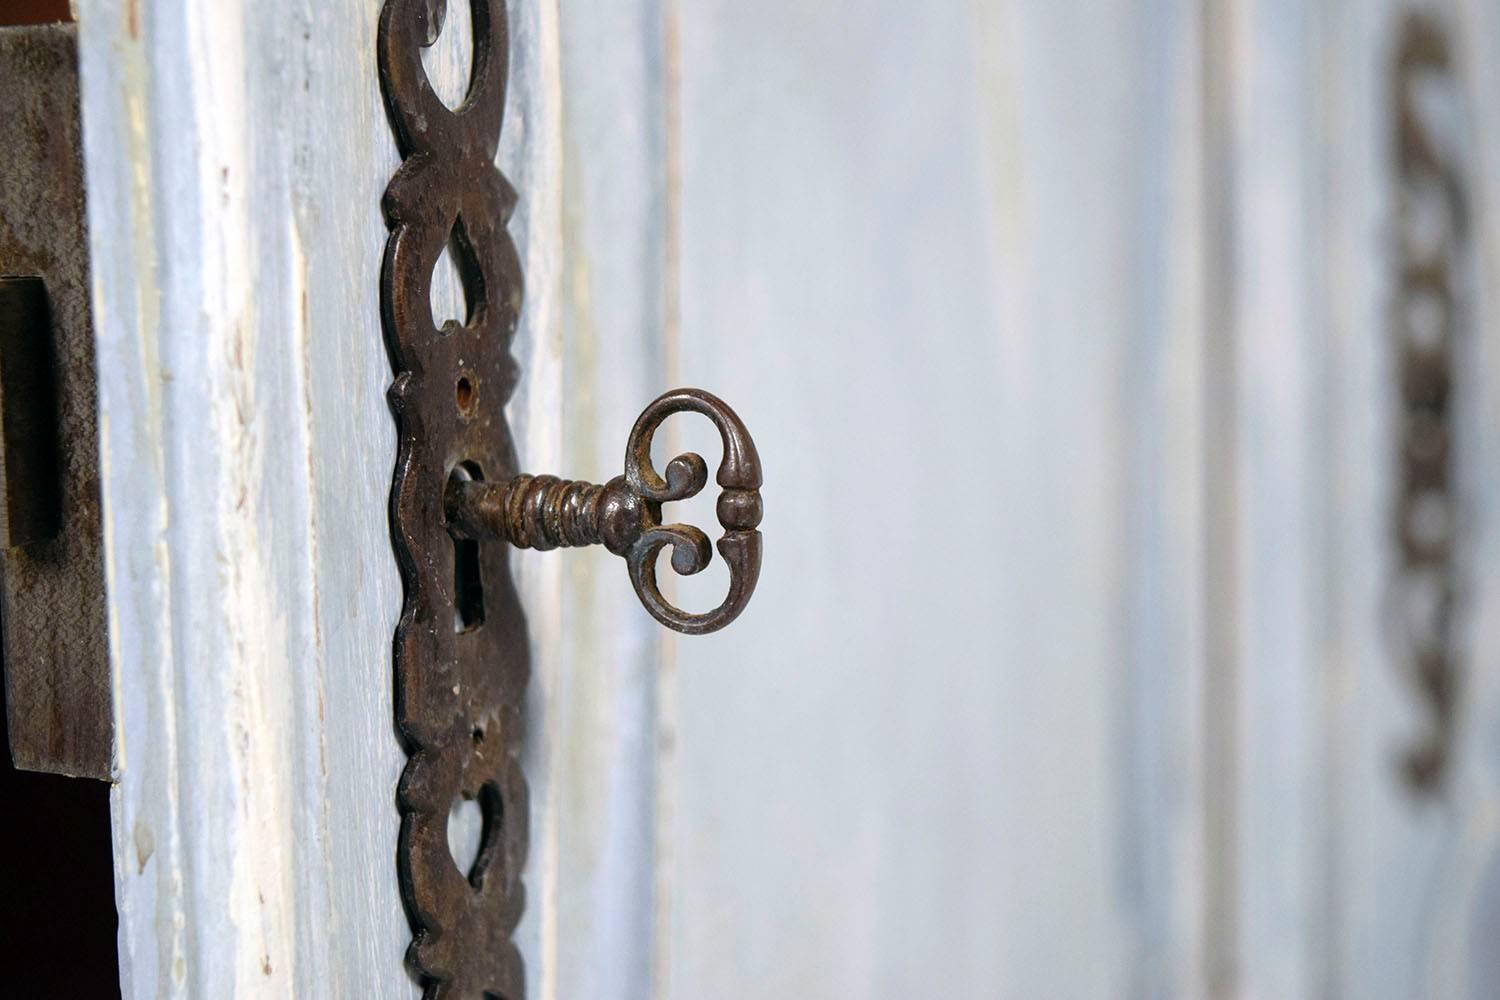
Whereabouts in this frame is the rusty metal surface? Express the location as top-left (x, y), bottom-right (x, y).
top-left (1391, 13), bottom-right (1468, 794)
top-left (379, 0), bottom-right (530, 995)
top-left (0, 24), bottom-right (110, 781)
top-left (448, 388), bottom-right (764, 636)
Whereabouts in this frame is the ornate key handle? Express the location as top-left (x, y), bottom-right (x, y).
top-left (445, 388), bottom-right (764, 635)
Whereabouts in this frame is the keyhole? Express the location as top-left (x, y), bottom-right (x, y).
top-left (450, 462), bottom-right (485, 632)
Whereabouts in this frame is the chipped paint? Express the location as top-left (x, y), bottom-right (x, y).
top-left (134, 820), bottom-right (154, 874)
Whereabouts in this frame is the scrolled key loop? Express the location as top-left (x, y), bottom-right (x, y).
top-left (620, 389), bottom-right (763, 634)
top-left (445, 388), bottom-right (764, 635)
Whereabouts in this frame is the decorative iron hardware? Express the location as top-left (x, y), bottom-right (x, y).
top-left (1391, 12), bottom-right (1469, 794)
top-left (446, 388), bottom-right (763, 636)
top-left (379, 1), bottom-right (530, 994)
top-left (379, 1), bottom-right (762, 994)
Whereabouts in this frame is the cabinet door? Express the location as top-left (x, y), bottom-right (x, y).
top-left (69, 1), bottom-right (1500, 998)
top-left (661, 2), bottom-right (1500, 999)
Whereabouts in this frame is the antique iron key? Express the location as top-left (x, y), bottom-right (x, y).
top-left (445, 387), bottom-right (763, 636)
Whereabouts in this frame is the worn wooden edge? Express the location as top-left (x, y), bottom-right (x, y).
top-left (0, 22), bottom-right (111, 781)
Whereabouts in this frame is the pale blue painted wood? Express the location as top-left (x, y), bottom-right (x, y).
top-left (72, 0), bottom-right (1500, 996)
top-left (664, 3), bottom-right (1203, 997)
top-left (78, 0), bottom-right (671, 994)
top-left (77, 0), bottom-right (416, 992)
top-left (514, 4), bottom-right (670, 999)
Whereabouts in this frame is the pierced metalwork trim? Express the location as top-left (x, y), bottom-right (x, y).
top-left (378, 0), bottom-right (529, 995)
top-left (1392, 12), bottom-right (1469, 794)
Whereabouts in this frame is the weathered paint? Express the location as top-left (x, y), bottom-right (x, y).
top-left (71, 0), bottom-right (1500, 997)
top-left (78, 0), bottom-right (671, 993)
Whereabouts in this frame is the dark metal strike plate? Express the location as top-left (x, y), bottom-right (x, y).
top-left (0, 24), bottom-right (112, 782)
top-left (378, 1), bottom-right (763, 994)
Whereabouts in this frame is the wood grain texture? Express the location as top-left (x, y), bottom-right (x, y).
top-left (665, 2), bottom-right (1207, 997)
top-left (512, 5), bottom-right (670, 999)
top-left (1218, 0), bottom-right (1332, 995)
top-left (0, 24), bottom-right (111, 780)
top-left (75, 0), bottom-right (666, 994)
top-left (472, 4), bottom-right (670, 998)
top-left (76, 0), bottom-right (416, 992)
top-left (663, 1), bottom-right (1500, 998)
top-left (1225, 2), bottom-right (1500, 998)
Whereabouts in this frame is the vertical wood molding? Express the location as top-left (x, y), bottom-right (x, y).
top-left (666, 2), bottom-right (1201, 996)
top-left (76, 0), bottom-right (420, 992)
top-left (528, 5), bottom-right (670, 997)
top-left (1217, 0), bottom-right (1336, 996)
top-left (1200, 0), bottom-right (1241, 993)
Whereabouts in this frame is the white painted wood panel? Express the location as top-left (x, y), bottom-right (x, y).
top-left (517, 4), bottom-right (670, 999)
top-left (1226, 3), bottom-right (1500, 998)
top-left (1220, 1), bottom-right (1334, 995)
top-left (77, 0), bottom-right (414, 992)
top-left (663, 2), bottom-right (1500, 999)
top-left (664, 3), bottom-right (1210, 998)
top-left (75, 0), bottom-right (665, 995)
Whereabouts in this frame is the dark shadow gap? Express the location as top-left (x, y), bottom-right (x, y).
top-left (0, 665), bottom-right (120, 997)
